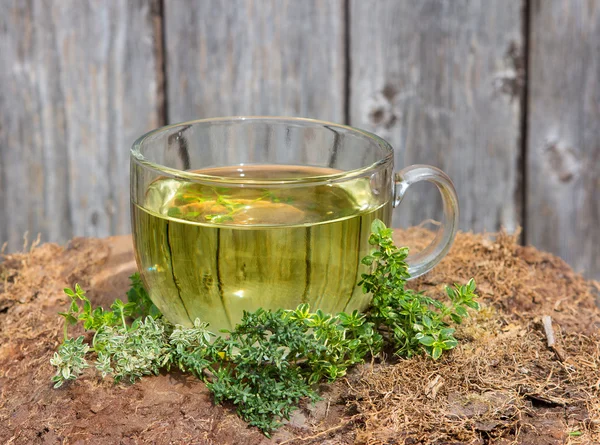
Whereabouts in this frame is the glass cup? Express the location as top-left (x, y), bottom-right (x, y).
top-left (131, 117), bottom-right (458, 331)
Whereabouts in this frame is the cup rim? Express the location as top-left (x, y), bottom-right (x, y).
top-left (131, 116), bottom-right (393, 185)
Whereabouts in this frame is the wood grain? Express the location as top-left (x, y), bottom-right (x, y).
top-left (164, 0), bottom-right (345, 123)
top-left (0, 0), bottom-right (161, 251)
top-left (526, 0), bottom-right (600, 279)
top-left (349, 0), bottom-right (524, 233)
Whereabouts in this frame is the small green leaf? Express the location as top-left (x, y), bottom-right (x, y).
top-left (371, 219), bottom-right (386, 235)
top-left (431, 347), bottom-right (442, 360)
top-left (465, 300), bottom-right (480, 310)
top-left (422, 315), bottom-right (433, 328)
top-left (440, 327), bottom-right (455, 337)
top-left (450, 313), bottom-right (462, 324)
top-left (467, 278), bottom-right (476, 293)
top-left (455, 306), bottom-right (468, 317)
top-left (442, 338), bottom-right (458, 349)
top-left (418, 336), bottom-right (435, 346)
top-left (361, 256), bottom-right (374, 266)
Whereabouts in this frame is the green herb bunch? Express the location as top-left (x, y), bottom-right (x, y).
top-left (361, 220), bottom-right (479, 359)
top-left (51, 288), bottom-right (381, 434)
top-left (51, 283), bottom-right (171, 387)
top-left (198, 306), bottom-right (380, 432)
top-left (51, 220), bottom-right (479, 435)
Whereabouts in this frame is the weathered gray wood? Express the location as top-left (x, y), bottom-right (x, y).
top-left (0, 0), bottom-right (161, 252)
top-left (349, 0), bottom-right (524, 233)
top-left (526, 0), bottom-right (600, 279)
top-left (1, 0), bottom-right (598, 282)
top-left (164, 0), bottom-right (345, 123)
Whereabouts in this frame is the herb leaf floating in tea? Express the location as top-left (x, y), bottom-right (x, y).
top-left (51, 220), bottom-right (479, 435)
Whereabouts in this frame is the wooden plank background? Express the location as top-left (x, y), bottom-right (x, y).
top-left (1, 0), bottom-right (598, 280)
top-left (526, 0), bottom-right (600, 279)
top-left (164, 0), bottom-right (345, 123)
top-left (0, 0), bottom-right (162, 248)
top-left (349, 0), bottom-right (523, 232)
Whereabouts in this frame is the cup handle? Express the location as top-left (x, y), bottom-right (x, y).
top-left (394, 164), bottom-right (459, 279)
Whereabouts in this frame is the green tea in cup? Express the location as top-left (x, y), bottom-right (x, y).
top-left (131, 118), bottom-right (458, 331)
top-left (133, 164), bottom-right (389, 330)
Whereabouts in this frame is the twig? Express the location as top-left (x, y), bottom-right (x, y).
top-left (518, 385), bottom-right (567, 407)
top-left (21, 231), bottom-right (29, 251)
top-left (542, 315), bottom-right (565, 362)
top-left (542, 315), bottom-right (556, 347)
top-left (279, 414), bottom-right (364, 444)
top-left (30, 233), bottom-right (41, 252)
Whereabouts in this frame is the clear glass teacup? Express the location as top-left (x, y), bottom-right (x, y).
top-left (131, 117), bottom-right (458, 331)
